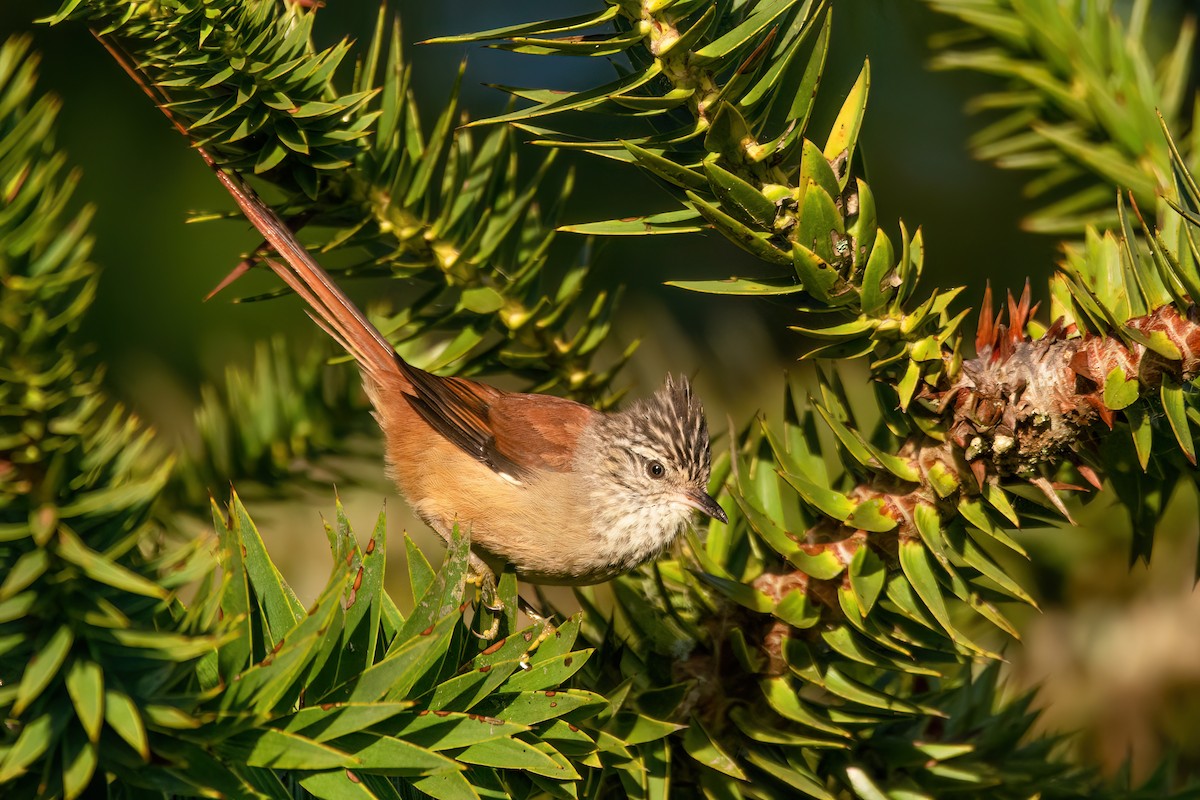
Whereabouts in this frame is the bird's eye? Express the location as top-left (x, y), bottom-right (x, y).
top-left (646, 460), bottom-right (666, 479)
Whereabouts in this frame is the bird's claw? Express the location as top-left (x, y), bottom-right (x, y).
top-left (464, 572), bottom-right (557, 657)
top-left (467, 569), bottom-right (504, 640)
top-left (471, 614), bottom-right (501, 640)
top-left (516, 596), bottom-right (556, 669)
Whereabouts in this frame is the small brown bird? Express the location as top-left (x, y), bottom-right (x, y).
top-left (215, 172), bottom-right (727, 590)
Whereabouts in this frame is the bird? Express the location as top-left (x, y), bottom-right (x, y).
top-left (211, 169), bottom-right (728, 601)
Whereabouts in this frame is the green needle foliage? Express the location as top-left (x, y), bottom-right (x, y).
top-left (5, 0), bottom-right (1200, 798)
top-left (925, 0), bottom-right (1197, 233)
top-left (178, 335), bottom-right (368, 502)
top-left (194, 496), bottom-right (637, 799)
top-left (0, 34), bottom-right (211, 797)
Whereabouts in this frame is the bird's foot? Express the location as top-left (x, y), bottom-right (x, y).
top-left (517, 595), bottom-right (556, 670)
top-left (467, 571), bottom-right (503, 640)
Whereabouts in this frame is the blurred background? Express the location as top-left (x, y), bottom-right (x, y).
top-left (3, 0), bottom-right (1199, 783)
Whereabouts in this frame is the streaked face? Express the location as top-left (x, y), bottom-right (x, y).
top-left (589, 375), bottom-right (726, 569)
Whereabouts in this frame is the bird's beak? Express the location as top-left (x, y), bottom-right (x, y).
top-left (682, 490), bottom-right (728, 524)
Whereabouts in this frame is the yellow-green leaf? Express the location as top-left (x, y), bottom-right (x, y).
top-left (682, 717), bottom-right (747, 780)
top-left (845, 498), bottom-right (897, 533)
top-left (65, 658), bottom-right (104, 743)
top-left (1102, 366), bottom-right (1139, 411)
top-left (1161, 377), bottom-right (1196, 464)
top-left (823, 60), bottom-right (870, 180)
top-left (14, 625), bottom-right (73, 716)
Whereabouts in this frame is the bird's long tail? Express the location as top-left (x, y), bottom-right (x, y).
top-left (217, 171), bottom-right (400, 384)
top-left (89, 31), bottom-right (401, 387)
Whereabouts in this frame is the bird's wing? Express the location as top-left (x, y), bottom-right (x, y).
top-left (488, 393), bottom-right (597, 475)
top-left (400, 364), bottom-right (596, 480)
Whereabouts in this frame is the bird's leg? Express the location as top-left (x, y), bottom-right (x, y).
top-left (516, 594), bottom-right (557, 670)
top-left (467, 557), bottom-right (503, 640)
top-left (469, 581), bottom-right (502, 640)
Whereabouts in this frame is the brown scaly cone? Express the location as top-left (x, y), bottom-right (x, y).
top-left (711, 285), bottom-right (1200, 685)
top-left (942, 283), bottom-right (1200, 491)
